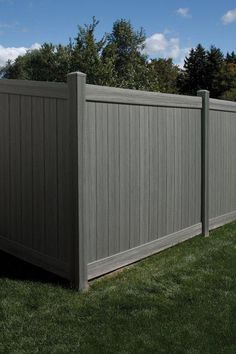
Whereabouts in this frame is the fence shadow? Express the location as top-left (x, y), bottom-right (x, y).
top-left (0, 250), bottom-right (69, 288)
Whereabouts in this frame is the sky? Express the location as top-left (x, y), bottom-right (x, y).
top-left (0, 0), bottom-right (236, 67)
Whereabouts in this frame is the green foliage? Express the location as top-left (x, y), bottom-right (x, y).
top-left (70, 16), bottom-right (106, 85)
top-left (2, 18), bottom-right (236, 100)
top-left (177, 44), bottom-right (208, 95)
top-left (177, 44), bottom-right (236, 98)
top-left (206, 46), bottom-right (225, 97)
top-left (225, 51), bottom-right (236, 64)
top-left (220, 63), bottom-right (236, 101)
top-left (0, 222), bottom-right (236, 353)
top-left (221, 88), bottom-right (236, 101)
top-left (1, 43), bottom-right (72, 82)
top-left (101, 19), bottom-right (154, 90)
top-left (149, 58), bottom-right (179, 93)
top-left (0, 18), bottom-right (160, 91)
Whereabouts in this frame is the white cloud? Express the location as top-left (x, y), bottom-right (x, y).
top-left (222, 9), bottom-right (236, 25)
top-left (0, 43), bottom-right (41, 67)
top-left (176, 8), bottom-right (191, 18)
top-left (144, 33), bottom-right (190, 67)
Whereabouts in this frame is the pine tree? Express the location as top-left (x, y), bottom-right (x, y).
top-left (225, 51), bottom-right (236, 64)
top-left (206, 46), bottom-right (225, 97)
top-left (70, 17), bottom-right (106, 85)
top-left (178, 44), bottom-right (208, 95)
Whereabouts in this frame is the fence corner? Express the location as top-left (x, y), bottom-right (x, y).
top-left (197, 90), bottom-right (210, 237)
top-left (67, 71), bottom-right (88, 290)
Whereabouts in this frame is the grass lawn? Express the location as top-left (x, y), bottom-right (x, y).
top-left (0, 222), bottom-right (236, 354)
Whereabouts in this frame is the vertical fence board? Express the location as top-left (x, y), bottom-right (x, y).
top-left (119, 105), bottom-right (130, 251)
top-left (0, 93), bottom-right (10, 237)
top-left (21, 95), bottom-right (33, 247)
top-left (174, 109), bottom-right (182, 232)
top-left (166, 108), bottom-right (175, 235)
top-left (158, 107), bottom-right (167, 238)
top-left (222, 115), bottom-right (227, 214)
top-left (44, 98), bottom-right (58, 258)
top-left (85, 102), bottom-right (97, 262)
top-left (195, 109), bottom-right (202, 224)
top-left (196, 110), bottom-right (202, 222)
top-left (181, 109), bottom-right (189, 229)
top-left (139, 106), bottom-right (149, 244)
top-left (129, 105), bottom-right (140, 247)
top-left (209, 111), bottom-right (214, 218)
top-left (108, 104), bottom-right (120, 255)
top-left (9, 94), bottom-right (22, 242)
top-left (32, 97), bottom-right (45, 253)
top-left (188, 111), bottom-right (195, 226)
top-left (57, 98), bottom-right (71, 263)
top-left (233, 113), bottom-right (236, 211)
top-left (96, 103), bottom-right (109, 258)
top-left (232, 113), bottom-right (236, 211)
top-left (149, 106), bottom-right (158, 241)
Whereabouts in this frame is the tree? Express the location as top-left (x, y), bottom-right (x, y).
top-left (220, 62), bottom-right (236, 101)
top-left (221, 88), bottom-right (236, 101)
top-left (225, 51), bottom-right (236, 64)
top-left (206, 46), bottom-right (225, 97)
top-left (1, 17), bottom-right (106, 84)
top-left (177, 44), bottom-right (236, 99)
top-left (177, 44), bottom-right (208, 95)
top-left (1, 18), bottom-right (159, 90)
top-left (101, 19), bottom-right (158, 90)
top-left (148, 58), bottom-right (179, 93)
top-left (3, 18), bottom-right (236, 100)
top-left (70, 16), bottom-right (107, 85)
top-left (1, 43), bottom-right (72, 82)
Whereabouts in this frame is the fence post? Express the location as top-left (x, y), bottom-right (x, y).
top-left (197, 90), bottom-right (210, 237)
top-left (67, 71), bottom-right (88, 290)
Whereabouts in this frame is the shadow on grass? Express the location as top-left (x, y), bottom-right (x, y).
top-left (0, 250), bottom-right (69, 288)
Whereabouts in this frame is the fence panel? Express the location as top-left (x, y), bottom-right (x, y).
top-left (0, 81), bottom-right (74, 279)
top-left (85, 85), bottom-right (202, 278)
top-left (209, 100), bottom-right (236, 228)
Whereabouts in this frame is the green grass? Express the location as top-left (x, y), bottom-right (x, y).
top-left (0, 222), bottom-right (236, 354)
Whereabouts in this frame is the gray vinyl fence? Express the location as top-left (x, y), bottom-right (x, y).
top-left (0, 72), bottom-right (235, 290)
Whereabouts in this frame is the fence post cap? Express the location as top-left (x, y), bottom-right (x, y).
top-left (67, 71), bottom-right (86, 79)
top-left (197, 90), bottom-right (210, 97)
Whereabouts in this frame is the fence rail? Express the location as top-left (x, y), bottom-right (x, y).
top-left (0, 73), bottom-right (235, 290)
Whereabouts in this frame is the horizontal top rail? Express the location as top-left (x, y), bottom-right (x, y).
top-left (2, 79), bottom-right (236, 112)
top-left (210, 98), bottom-right (236, 113)
top-left (0, 79), bottom-right (68, 99)
top-left (86, 84), bottom-right (202, 109)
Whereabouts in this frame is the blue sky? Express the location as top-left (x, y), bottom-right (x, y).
top-left (0, 0), bottom-right (236, 66)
